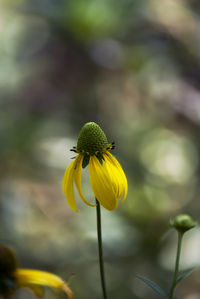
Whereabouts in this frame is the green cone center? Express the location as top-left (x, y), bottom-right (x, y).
top-left (77, 122), bottom-right (109, 155)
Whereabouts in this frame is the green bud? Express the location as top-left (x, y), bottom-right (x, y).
top-left (170, 214), bottom-right (197, 233)
top-left (77, 122), bottom-right (109, 156)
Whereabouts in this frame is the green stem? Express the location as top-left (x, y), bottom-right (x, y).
top-left (169, 231), bottom-right (184, 299)
top-left (96, 198), bottom-right (108, 299)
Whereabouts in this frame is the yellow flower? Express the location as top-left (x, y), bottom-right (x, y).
top-left (0, 244), bottom-right (72, 299)
top-left (16, 269), bottom-right (72, 298)
top-left (62, 122), bottom-right (128, 212)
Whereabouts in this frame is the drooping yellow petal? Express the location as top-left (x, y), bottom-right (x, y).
top-left (89, 156), bottom-right (118, 211)
top-left (15, 269), bottom-right (72, 299)
top-left (103, 154), bottom-right (124, 198)
top-left (62, 156), bottom-right (79, 212)
top-left (105, 152), bottom-right (128, 204)
top-left (74, 154), bottom-right (96, 207)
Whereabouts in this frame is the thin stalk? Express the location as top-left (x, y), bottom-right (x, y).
top-left (96, 198), bottom-right (108, 299)
top-left (169, 231), bottom-right (184, 299)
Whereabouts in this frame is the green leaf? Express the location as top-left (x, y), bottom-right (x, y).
top-left (177, 268), bottom-right (195, 284)
top-left (136, 275), bottom-right (167, 297)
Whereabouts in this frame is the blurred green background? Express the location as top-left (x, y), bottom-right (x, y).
top-left (1, 0), bottom-right (200, 298)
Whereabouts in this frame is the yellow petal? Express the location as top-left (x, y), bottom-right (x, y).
top-left (89, 156), bottom-right (118, 211)
top-left (105, 152), bottom-right (128, 204)
top-left (103, 154), bottom-right (124, 198)
top-left (74, 155), bottom-right (96, 207)
top-left (62, 156), bottom-right (79, 212)
top-left (15, 269), bottom-right (73, 299)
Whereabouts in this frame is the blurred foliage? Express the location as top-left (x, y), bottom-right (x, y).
top-left (1, 0), bottom-right (200, 298)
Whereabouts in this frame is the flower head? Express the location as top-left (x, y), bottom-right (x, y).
top-left (0, 244), bottom-right (72, 299)
top-left (63, 122), bottom-right (128, 212)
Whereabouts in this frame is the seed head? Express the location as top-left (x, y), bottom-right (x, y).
top-left (77, 122), bottom-right (109, 155)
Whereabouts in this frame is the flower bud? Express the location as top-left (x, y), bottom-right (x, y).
top-left (170, 214), bottom-right (197, 233)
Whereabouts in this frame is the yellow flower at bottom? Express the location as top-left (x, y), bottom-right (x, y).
top-left (62, 122), bottom-right (128, 212)
top-left (0, 244), bottom-right (72, 299)
top-left (16, 269), bottom-right (72, 298)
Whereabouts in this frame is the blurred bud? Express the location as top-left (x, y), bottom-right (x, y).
top-left (170, 214), bottom-right (197, 233)
top-left (0, 244), bottom-right (18, 298)
top-left (0, 243), bottom-right (73, 299)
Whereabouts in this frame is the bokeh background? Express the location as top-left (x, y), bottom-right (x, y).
top-left (1, 0), bottom-right (200, 298)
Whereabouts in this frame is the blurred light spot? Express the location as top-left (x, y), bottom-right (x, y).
top-left (36, 137), bottom-right (76, 169)
top-left (0, 59), bottom-right (24, 89)
top-left (67, 0), bottom-right (120, 39)
top-left (2, 14), bottom-right (50, 57)
top-left (0, 13), bottom-right (50, 89)
top-left (143, 185), bottom-right (179, 212)
top-left (149, 0), bottom-right (200, 57)
top-left (140, 130), bottom-right (198, 183)
top-left (89, 39), bottom-right (123, 69)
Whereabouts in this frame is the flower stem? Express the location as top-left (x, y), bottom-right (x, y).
top-left (96, 198), bottom-right (108, 299)
top-left (169, 231), bottom-right (184, 299)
